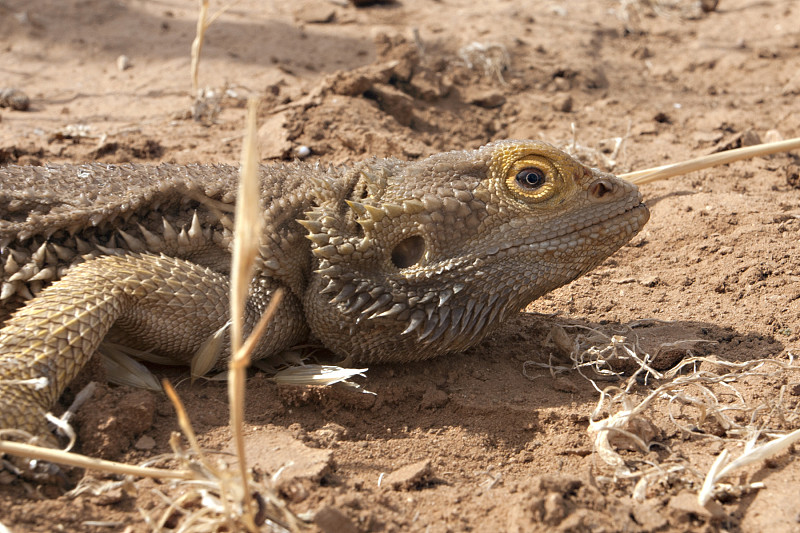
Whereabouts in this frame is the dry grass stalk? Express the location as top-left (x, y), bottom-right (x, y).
top-left (698, 427), bottom-right (800, 506)
top-left (190, 0), bottom-right (237, 95)
top-left (190, 0), bottom-right (210, 95)
top-left (227, 97), bottom-right (264, 531)
top-left (131, 98), bottom-right (298, 532)
top-left (620, 137), bottom-right (800, 184)
top-left (139, 98), bottom-right (297, 532)
top-left (457, 42), bottom-right (511, 84)
top-left (561, 122), bottom-right (630, 171)
top-left (0, 439), bottom-right (191, 480)
top-left (271, 364), bottom-right (370, 389)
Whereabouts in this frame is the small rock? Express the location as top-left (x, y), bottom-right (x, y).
top-left (227, 432), bottom-right (333, 496)
top-left (712, 129), bottom-right (761, 153)
top-left (547, 325), bottom-right (575, 359)
top-left (764, 129), bottom-right (783, 143)
top-left (95, 486), bottom-right (126, 506)
top-left (551, 94), bottom-right (573, 113)
top-left (366, 83), bottom-right (415, 126)
top-left (632, 46), bottom-right (653, 59)
top-left (741, 129), bottom-right (761, 146)
top-left (258, 111), bottom-right (293, 159)
top-left (383, 459), bottom-right (432, 490)
top-left (294, 145), bottom-right (311, 159)
top-left (314, 506), bottom-right (358, 533)
top-left (408, 68), bottom-right (450, 101)
top-left (552, 77), bottom-right (571, 92)
top-left (551, 378), bottom-right (578, 394)
top-left (639, 275), bottom-right (660, 287)
top-left (787, 164), bottom-right (800, 189)
top-left (543, 492), bottom-right (568, 525)
top-left (116, 55), bottom-right (132, 71)
top-left (781, 71), bottom-right (800, 95)
top-left (653, 112), bottom-right (671, 124)
top-left (324, 61), bottom-right (397, 96)
top-left (465, 89), bottom-right (506, 108)
top-left (0, 88), bottom-right (30, 111)
top-left (420, 385), bottom-right (448, 409)
top-left (310, 422), bottom-right (347, 447)
top-left (632, 503), bottom-right (668, 530)
top-left (134, 435), bottom-right (156, 450)
top-left (700, 0), bottom-right (719, 12)
top-left (293, 1), bottom-right (336, 24)
top-left (668, 490), bottom-right (725, 522)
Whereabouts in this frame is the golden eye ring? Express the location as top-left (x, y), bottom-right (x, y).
top-left (504, 156), bottom-right (560, 202)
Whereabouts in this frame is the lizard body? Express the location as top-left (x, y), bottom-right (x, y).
top-left (0, 140), bottom-right (648, 440)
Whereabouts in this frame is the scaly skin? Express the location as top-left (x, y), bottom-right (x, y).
top-left (0, 140), bottom-right (649, 441)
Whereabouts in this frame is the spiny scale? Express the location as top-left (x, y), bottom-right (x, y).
top-left (1, 207), bottom-right (227, 304)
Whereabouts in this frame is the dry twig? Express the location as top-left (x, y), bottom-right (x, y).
top-left (620, 137), bottom-right (800, 184)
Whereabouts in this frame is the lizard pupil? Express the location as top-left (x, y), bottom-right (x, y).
top-left (516, 168), bottom-right (546, 189)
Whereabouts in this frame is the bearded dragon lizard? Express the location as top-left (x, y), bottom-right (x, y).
top-left (0, 140), bottom-right (648, 442)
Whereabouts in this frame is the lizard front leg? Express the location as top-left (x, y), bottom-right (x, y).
top-left (0, 252), bottom-right (306, 441)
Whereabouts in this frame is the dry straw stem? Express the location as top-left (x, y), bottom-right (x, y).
top-left (227, 97), bottom-right (264, 532)
top-left (226, 97), bottom-right (293, 532)
top-left (163, 381), bottom-right (217, 477)
top-left (0, 439), bottom-right (191, 480)
top-left (698, 427), bottom-right (800, 506)
top-left (191, 0), bottom-right (236, 94)
top-left (271, 365), bottom-right (369, 387)
top-left (620, 136), bottom-right (800, 184)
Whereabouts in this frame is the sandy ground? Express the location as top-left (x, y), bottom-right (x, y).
top-left (1, 0), bottom-right (800, 531)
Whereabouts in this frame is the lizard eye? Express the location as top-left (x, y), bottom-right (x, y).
top-left (515, 168), bottom-right (546, 190)
top-left (504, 157), bottom-right (559, 203)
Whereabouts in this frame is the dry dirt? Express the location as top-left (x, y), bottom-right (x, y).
top-left (2, 0), bottom-right (800, 531)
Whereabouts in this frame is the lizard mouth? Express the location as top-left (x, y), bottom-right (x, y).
top-left (400, 200), bottom-right (648, 279)
top-left (532, 198), bottom-right (650, 244)
top-left (487, 199), bottom-right (649, 261)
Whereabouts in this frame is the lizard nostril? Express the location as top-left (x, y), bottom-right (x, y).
top-left (391, 236), bottom-right (425, 268)
top-left (589, 180), bottom-right (614, 199)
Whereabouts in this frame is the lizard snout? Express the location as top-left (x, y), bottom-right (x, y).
top-left (585, 171), bottom-right (639, 204)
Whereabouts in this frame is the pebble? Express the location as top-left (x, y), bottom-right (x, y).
top-left (134, 435), bottom-right (156, 450)
top-left (551, 94), bottom-right (573, 112)
top-left (116, 55), bottom-right (132, 71)
top-left (314, 506), bottom-right (358, 533)
top-left (0, 88), bottom-right (30, 111)
top-left (382, 459), bottom-right (433, 490)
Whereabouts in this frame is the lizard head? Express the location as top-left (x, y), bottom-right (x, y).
top-left (302, 140), bottom-right (649, 363)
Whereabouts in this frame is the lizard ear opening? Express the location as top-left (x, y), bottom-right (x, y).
top-left (391, 236), bottom-right (425, 268)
